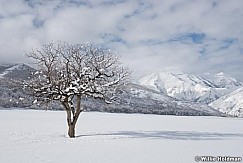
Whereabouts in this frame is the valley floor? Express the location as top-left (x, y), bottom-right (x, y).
top-left (0, 109), bottom-right (243, 163)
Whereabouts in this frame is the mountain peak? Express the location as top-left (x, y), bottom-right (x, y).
top-left (215, 72), bottom-right (225, 76)
top-left (139, 70), bottom-right (243, 104)
top-left (201, 71), bottom-right (242, 89)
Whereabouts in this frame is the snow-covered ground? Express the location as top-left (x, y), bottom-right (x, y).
top-left (0, 110), bottom-right (243, 163)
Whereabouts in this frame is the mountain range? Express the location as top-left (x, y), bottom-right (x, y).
top-left (0, 64), bottom-right (242, 117)
top-left (139, 71), bottom-right (241, 103)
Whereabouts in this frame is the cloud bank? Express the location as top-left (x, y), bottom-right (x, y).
top-left (0, 0), bottom-right (243, 80)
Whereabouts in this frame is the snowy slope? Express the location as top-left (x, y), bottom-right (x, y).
top-left (94, 84), bottom-right (225, 116)
top-left (0, 64), bottom-right (14, 78)
top-left (0, 63), bottom-right (34, 80)
top-left (209, 87), bottom-right (243, 117)
top-left (139, 71), bottom-right (227, 104)
top-left (129, 83), bottom-right (173, 101)
top-left (202, 72), bottom-right (242, 89)
top-left (0, 110), bottom-right (243, 163)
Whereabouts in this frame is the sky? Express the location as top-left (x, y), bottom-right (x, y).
top-left (0, 0), bottom-right (243, 80)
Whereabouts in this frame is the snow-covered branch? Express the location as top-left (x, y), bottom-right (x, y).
top-left (25, 42), bottom-right (130, 137)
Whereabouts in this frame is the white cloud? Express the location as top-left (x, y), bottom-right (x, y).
top-left (0, 0), bottom-right (243, 80)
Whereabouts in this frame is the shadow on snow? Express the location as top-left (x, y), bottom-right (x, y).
top-left (76, 131), bottom-right (243, 141)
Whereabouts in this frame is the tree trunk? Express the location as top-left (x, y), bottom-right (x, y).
top-left (68, 124), bottom-right (75, 138)
top-left (62, 96), bottom-right (82, 138)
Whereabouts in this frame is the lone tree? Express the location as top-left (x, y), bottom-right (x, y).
top-left (25, 42), bottom-right (130, 138)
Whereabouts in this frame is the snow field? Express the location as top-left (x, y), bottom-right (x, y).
top-left (0, 110), bottom-right (243, 163)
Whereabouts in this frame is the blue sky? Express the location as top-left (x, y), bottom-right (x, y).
top-left (0, 0), bottom-right (243, 80)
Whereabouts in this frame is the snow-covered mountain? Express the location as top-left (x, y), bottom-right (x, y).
top-left (0, 64), bottom-right (34, 80)
top-left (0, 64), bottom-right (225, 116)
top-left (87, 83), bottom-right (224, 116)
top-left (209, 87), bottom-right (243, 117)
top-left (139, 71), bottom-right (243, 116)
top-left (202, 72), bottom-right (242, 89)
top-left (139, 71), bottom-right (235, 104)
top-left (4, 63), bottom-right (243, 117)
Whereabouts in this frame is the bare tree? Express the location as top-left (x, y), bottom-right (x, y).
top-left (25, 42), bottom-right (130, 138)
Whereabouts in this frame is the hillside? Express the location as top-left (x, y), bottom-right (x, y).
top-left (0, 64), bottom-right (224, 116)
top-left (209, 87), bottom-right (243, 117)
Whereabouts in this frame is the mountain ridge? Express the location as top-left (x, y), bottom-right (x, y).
top-left (0, 63), bottom-right (240, 117)
top-left (139, 71), bottom-right (242, 104)
top-left (209, 87), bottom-right (243, 117)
